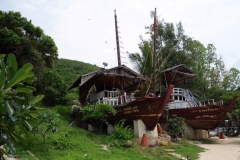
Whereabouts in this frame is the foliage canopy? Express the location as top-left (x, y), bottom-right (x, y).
top-left (0, 10), bottom-right (58, 76)
top-left (129, 11), bottom-right (240, 100)
top-left (35, 70), bottom-right (68, 106)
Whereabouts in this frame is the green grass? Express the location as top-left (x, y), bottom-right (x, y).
top-left (14, 106), bottom-right (205, 160)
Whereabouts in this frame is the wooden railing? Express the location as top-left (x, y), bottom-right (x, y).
top-left (89, 90), bottom-right (135, 106)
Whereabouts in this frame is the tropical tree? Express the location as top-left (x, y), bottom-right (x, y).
top-left (145, 15), bottom-right (192, 70)
top-left (0, 53), bottom-right (44, 155)
top-left (35, 70), bottom-right (68, 106)
top-left (129, 10), bottom-right (237, 103)
top-left (222, 67), bottom-right (240, 90)
top-left (0, 11), bottom-right (58, 77)
top-left (128, 41), bottom-right (153, 95)
top-left (130, 14), bottom-right (194, 94)
top-left (187, 42), bottom-right (226, 99)
top-left (129, 41), bottom-right (153, 79)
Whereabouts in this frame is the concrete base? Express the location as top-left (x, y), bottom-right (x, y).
top-left (195, 129), bottom-right (208, 139)
top-left (107, 124), bottom-right (114, 134)
top-left (183, 124), bottom-right (209, 139)
top-left (184, 124), bottom-right (195, 139)
top-left (133, 119), bottom-right (158, 139)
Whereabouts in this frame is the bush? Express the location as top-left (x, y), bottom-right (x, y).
top-left (32, 110), bottom-right (60, 151)
top-left (36, 70), bottom-right (68, 106)
top-left (81, 103), bottom-right (116, 134)
top-left (166, 115), bottom-right (185, 140)
top-left (108, 119), bottom-right (134, 147)
top-left (53, 132), bottom-right (72, 150)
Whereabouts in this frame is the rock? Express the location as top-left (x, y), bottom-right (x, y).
top-left (71, 105), bottom-right (81, 117)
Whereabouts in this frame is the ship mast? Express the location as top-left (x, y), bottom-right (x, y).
top-left (114, 10), bottom-right (124, 102)
top-left (114, 10), bottom-right (121, 66)
top-left (153, 8), bottom-right (157, 94)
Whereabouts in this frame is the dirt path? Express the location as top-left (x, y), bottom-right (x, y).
top-left (197, 136), bottom-right (240, 160)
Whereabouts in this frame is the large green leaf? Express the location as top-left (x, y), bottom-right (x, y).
top-left (5, 101), bottom-right (16, 122)
top-left (34, 107), bottom-right (47, 111)
top-left (11, 100), bottom-right (21, 112)
top-left (6, 128), bottom-right (28, 145)
top-left (7, 67), bottom-right (15, 80)
top-left (29, 95), bottom-right (44, 105)
top-left (0, 59), bottom-right (5, 81)
top-left (24, 85), bottom-right (36, 91)
top-left (5, 66), bottom-right (33, 89)
top-left (5, 101), bottom-right (14, 115)
top-left (14, 87), bottom-right (33, 94)
top-left (21, 63), bottom-right (33, 72)
top-left (23, 120), bottom-right (33, 131)
top-left (0, 53), bottom-right (46, 147)
top-left (21, 76), bottom-right (37, 84)
top-left (0, 54), bottom-right (6, 59)
top-left (23, 118), bottom-right (39, 124)
top-left (6, 54), bottom-right (18, 73)
top-left (0, 75), bottom-right (5, 89)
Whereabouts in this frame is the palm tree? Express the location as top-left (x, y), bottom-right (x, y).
top-left (128, 38), bottom-right (172, 95)
top-left (128, 41), bottom-right (153, 95)
top-left (129, 41), bottom-right (153, 79)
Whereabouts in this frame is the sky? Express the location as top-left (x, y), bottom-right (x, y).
top-left (0, 0), bottom-right (240, 71)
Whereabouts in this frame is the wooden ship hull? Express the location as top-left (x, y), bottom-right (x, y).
top-left (160, 64), bottom-right (238, 130)
top-left (107, 85), bottom-right (174, 130)
top-left (165, 95), bottom-right (237, 130)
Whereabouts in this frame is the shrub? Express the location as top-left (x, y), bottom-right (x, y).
top-left (81, 103), bottom-right (116, 134)
top-left (35, 70), bottom-right (68, 106)
top-left (53, 132), bottom-right (71, 150)
top-left (32, 110), bottom-right (60, 151)
top-left (166, 115), bottom-right (185, 140)
top-left (108, 119), bottom-right (134, 147)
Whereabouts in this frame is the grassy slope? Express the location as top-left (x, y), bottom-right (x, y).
top-left (15, 106), bottom-right (205, 160)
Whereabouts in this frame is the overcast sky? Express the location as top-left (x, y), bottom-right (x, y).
top-left (1, 0), bottom-right (240, 71)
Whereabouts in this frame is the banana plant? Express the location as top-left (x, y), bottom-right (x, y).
top-left (0, 53), bottom-right (44, 147)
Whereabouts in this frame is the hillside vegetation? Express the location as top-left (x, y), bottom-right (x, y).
top-left (49, 58), bottom-right (100, 103)
top-left (53, 58), bottom-right (99, 86)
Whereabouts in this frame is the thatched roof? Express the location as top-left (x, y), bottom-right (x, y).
top-left (161, 64), bottom-right (197, 85)
top-left (67, 65), bottom-right (146, 104)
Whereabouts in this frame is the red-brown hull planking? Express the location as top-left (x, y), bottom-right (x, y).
top-left (165, 95), bottom-right (238, 130)
top-left (107, 85), bottom-right (174, 130)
